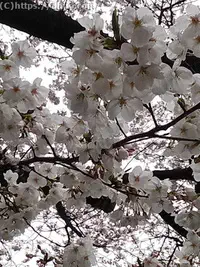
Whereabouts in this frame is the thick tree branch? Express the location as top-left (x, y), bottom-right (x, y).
top-left (122, 167), bottom-right (194, 183)
top-left (153, 167), bottom-right (194, 181)
top-left (159, 210), bottom-right (187, 238)
top-left (0, 0), bottom-right (84, 49)
top-left (18, 154), bottom-right (194, 184)
top-left (1, 0), bottom-right (200, 77)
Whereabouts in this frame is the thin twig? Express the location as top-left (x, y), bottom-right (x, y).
top-left (167, 243), bottom-right (178, 267)
top-left (42, 135), bottom-right (57, 157)
top-left (113, 101), bottom-right (200, 148)
top-left (123, 142), bottom-right (155, 171)
top-left (153, 134), bottom-right (200, 143)
top-left (144, 103), bottom-right (158, 127)
top-left (115, 118), bottom-right (127, 138)
top-left (23, 217), bottom-right (66, 247)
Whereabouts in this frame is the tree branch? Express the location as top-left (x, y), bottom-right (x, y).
top-left (144, 103), bottom-right (158, 127)
top-left (0, 0), bottom-right (84, 49)
top-left (56, 201), bottom-right (83, 238)
top-left (122, 167), bottom-right (194, 183)
top-left (159, 210), bottom-right (187, 238)
top-left (153, 167), bottom-right (194, 181)
top-left (19, 155), bottom-right (79, 166)
top-left (113, 101), bottom-right (200, 149)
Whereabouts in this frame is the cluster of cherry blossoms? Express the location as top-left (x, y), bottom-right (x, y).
top-left (1, 3), bottom-right (200, 267)
top-left (60, 5), bottom-right (200, 266)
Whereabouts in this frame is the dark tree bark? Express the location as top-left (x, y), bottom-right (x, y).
top-left (1, 0), bottom-right (200, 73)
top-left (159, 210), bottom-right (187, 238)
top-left (122, 167), bottom-right (194, 184)
top-left (0, 0), bottom-right (84, 49)
top-left (153, 167), bottom-right (194, 181)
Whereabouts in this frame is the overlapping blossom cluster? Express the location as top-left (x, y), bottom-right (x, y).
top-left (1, 4), bottom-right (200, 267)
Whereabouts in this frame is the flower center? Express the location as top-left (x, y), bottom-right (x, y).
top-left (88, 27), bottom-right (98, 36)
top-left (95, 72), bottom-right (103, 80)
top-left (17, 51), bottom-right (24, 58)
top-left (195, 35), bottom-right (200, 43)
top-left (119, 97), bottom-right (127, 107)
top-left (73, 66), bottom-right (80, 76)
top-left (86, 49), bottom-right (96, 57)
top-left (109, 80), bottom-right (115, 89)
top-left (77, 92), bottom-right (85, 100)
top-left (132, 46), bottom-right (140, 54)
top-left (13, 86), bottom-right (20, 92)
top-left (133, 18), bottom-right (142, 28)
top-left (139, 66), bottom-right (148, 75)
top-left (31, 88), bottom-right (38, 95)
top-left (135, 175), bottom-right (140, 182)
top-left (4, 64), bottom-right (11, 71)
top-left (191, 16), bottom-right (200, 25)
top-left (130, 81), bottom-right (135, 88)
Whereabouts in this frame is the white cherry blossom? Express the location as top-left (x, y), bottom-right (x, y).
top-left (0, 59), bottom-right (19, 81)
top-left (190, 161), bottom-right (200, 182)
top-left (27, 171), bottom-right (47, 189)
top-left (2, 5), bottom-right (200, 267)
top-left (78, 14), bottom-right (104, 35)
top-left (3, 170), bottom-right (18, 185)
top-left (170, 67), bottom-right (194, 94)
top-left (3, 78), bottom-right (30, 107)
top-left (129, 166), bottom-right (152, 189)
top-left (126, 64), bottom-right (163, 91)
top-left (107, 96), bottom-right (143, 121)
top-left (175, 210), bottom-right (200, 230)
top-left (121, 7), bottom-right (155, 46)
top-left (11, 40), bottom-right (37, 67)
top-left (170, 120), bottom-right (198, 139)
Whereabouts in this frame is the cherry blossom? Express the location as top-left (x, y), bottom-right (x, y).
top-left (2, 5), bottom-right (200, 267)
top-left (107, 96), bottom-right (143, 121)
top-left (121, 7), bottom-right (155, 46)
top-left (2, 77), bottom-right (30, 107)
top-left (27, 171), bottom-right (47, 189)
top-left (170, 67), bottom-right (194, 94)
top-left (143, 257), bottom-right (164, 267)
top-left (190, 161), bottom-right (200, 182)
top-left (11, 40), bottom-right (37, 67)
top-left (128, 166), bottom-right (152, 189)
top-left (175, 211), bottom-right (200, 230)
top-left (126, 63), bottom-right (163, 91)
top-left (0, 59), bottom-right (19, 81)
top-left (37, 163), bottom-right (58, 179)
top-left (78, 14), bottom-right (104, 35)
top-left (3, 170), bottom-right (18, 185)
